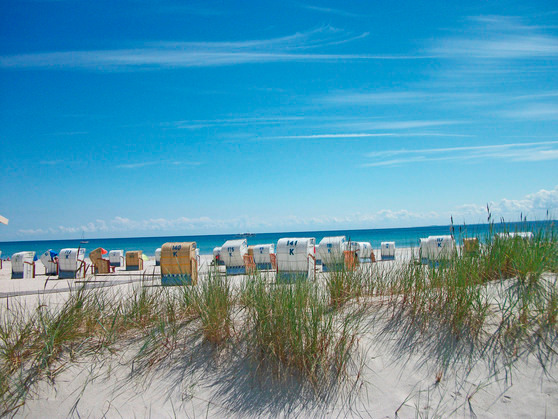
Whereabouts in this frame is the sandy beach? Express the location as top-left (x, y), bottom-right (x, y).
top-left (0, 245), bottom-right (556, 418)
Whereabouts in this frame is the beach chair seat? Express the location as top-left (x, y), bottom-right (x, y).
top-left (89, 248), bottom-right (114, 274)
top-left (126, 251), bottom-right (144, 271)
top-left (12, 251), bottom-right (36, 279)
top-left (40, 250), bottom-right (59, 275)
top-left (276, 238), bottom-right (316, 282)
top-left (221, 239), bottom-right (248, 275)
top-left (343, 250), bottom-right (358, 271)
top-left (380, 242), bottom-right (395, 261)
top-left (243, 254), bottom-right (256, 274)
top-left (109, 250), bottom-right (124, 267)
top-left (317, 236), bottom-right (347, 272)
top-left (59, 248), bottom-right (87, 279)
top-left (89, 247), bottom-right (115, 274)
top-left (160, 242), bottom-right (198, 286)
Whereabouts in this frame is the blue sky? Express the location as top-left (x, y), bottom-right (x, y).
top-left (1, 0), bottom-right (557, 240)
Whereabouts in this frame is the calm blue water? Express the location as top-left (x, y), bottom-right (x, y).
top-left (0, 221), bottom-right (554, 257)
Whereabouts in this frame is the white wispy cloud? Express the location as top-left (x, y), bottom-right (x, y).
top-left (297, 3), bottom-right (365, 18)
top-left (39, 160), bottom-right (64, 166)
top-left (0, 27), bottom-right (428, 71)
top-left (423, 15), bottom-right (558, 95)
top-left (116, 160), bottom-right (201, 169)
top-left (268, 132), bottom-right (474, 140)
top-left (363, 141), bottom-right (558, 167)
top-left (165, 116), bottom-right (306, 129)
top-left (432, 16), bottom-right (558, 59)
top-left (338, 120), bottom-right (462, 130)
top-left (320, 91), bottom-right (488, 106)
top-left (116, 161), bottom-right (160, 169)
top-left (501, 104), bottom-right (558, 120)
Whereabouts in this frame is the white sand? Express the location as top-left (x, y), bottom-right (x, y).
top-left (1, 249), bottom-right (556, 418)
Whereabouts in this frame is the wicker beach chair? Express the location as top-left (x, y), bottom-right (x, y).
top-left (89, 248), bottom-right (113, 274)
top-left (243, 254), bottom-right (256, 274)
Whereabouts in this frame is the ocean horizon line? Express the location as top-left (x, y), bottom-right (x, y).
top-left (3, 219), bottom-right (554, 245)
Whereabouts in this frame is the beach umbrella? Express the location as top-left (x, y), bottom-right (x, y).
top-left (141, 254), bottom-right (149, 262)
top-left (100, 248), bottom-right (108, 255)
top-left (49, 250), bottom-right (59, 259)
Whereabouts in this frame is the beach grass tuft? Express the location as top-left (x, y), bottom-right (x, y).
top-left (242, 276), bottom-right (363, 385)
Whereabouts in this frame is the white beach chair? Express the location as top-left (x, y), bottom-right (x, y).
top-left (11, 251), bottom-right (36, 279)
top-left (276, 237), bottom-right (316, 282)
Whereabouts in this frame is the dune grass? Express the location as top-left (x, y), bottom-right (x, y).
top-left (241, 276), bottom-right (363, 385)
top-left (377, 222), bottom-right (558, 359)
top-left (189, 268), bottom-right (233, 344)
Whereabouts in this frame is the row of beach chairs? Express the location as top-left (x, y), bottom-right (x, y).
top-left (3, 231), bottom-right (533, 283)
top-left (211, 236), bottom-right (396, 281)
top-left (6, 248), bottom-right (147, 279)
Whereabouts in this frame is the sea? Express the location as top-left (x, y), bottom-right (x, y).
top-left (0, 220), bottom-right (554, 258)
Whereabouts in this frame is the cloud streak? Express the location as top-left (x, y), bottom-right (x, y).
top-left (297, 3), bottom-right (364, 18)
top-left (363, 141), bottom-right (558, 167)
top-left (116, 160), bottom-right (201, 169)
top-left (432, 16), bottom-right (558, 59)
top-left (0, 27), bottom-right (430, 71)
top-left (269, 132), bottom-right (474, 140)
top-left (501, 104), bottom-right (558, 120)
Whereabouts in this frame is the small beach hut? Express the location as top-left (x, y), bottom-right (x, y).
top-left (358, 242), bottom-right (374, 262)
top-left (160, 242), bottom-right (198, 286)
top-left (109, 250), bottom-right (124, 267)
top-left (252, 244), bottom-right (275, 270)
top-left (59, 248), bottom-right (86, 279)
top-left (221, 239), bottom-right (248, 275)
top-left (11, 251), bottom-right (36, 279)
top-left (381, 242), bottom-right (396, 261)
top-left (40, 249), bottom-right (58, 275)
top-left (155, 248), bottom-right (161, 266)
top-left (125, 251), bottom-right (143, 271)
top-left (276, 237), bottom-right (316, 281)
top-left (317, 236), bottom-right (347, 272)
